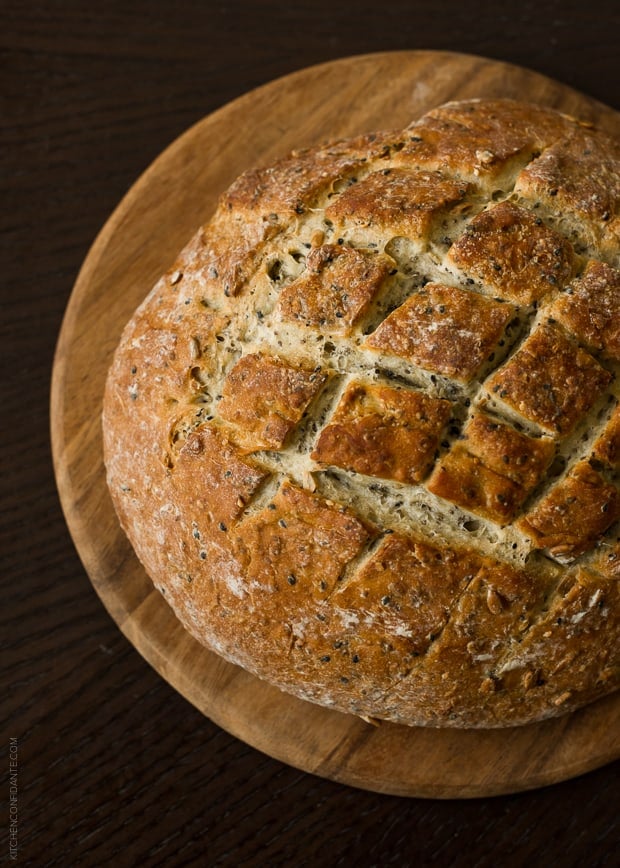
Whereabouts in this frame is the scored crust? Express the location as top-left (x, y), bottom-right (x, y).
top-left (103, 98), bottom-right (620, 728)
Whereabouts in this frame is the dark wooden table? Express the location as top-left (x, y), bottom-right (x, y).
top-left (3, 2), bottom-right (619, 865)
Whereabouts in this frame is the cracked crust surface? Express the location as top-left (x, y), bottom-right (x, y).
top-left (103, 99), bottom-right (620, 728)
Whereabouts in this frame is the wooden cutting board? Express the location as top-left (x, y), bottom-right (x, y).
top-left (51, 50), bottom-right (620, 798)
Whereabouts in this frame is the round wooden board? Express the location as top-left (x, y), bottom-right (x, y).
top-left (51, 51), bottom-right (620, 798)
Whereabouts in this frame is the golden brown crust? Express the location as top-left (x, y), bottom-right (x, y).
top-left (518, 460), bottom-right (620, 559)
top-left (233, 481), bottom-right (374, 599)
top-left (463, 412), bottom-right (555, 488)
top-left (497, 568), bottom-right (620, 711)
top-left (173, 425), bottom-right (269, 528)
top-left (398, 98), bottom-right (574, 180)
top-left (514, 132), bottom-right (620, 227)
top-left (223, 130), bottom-right (398, 217)
top-left (549, 260), bottom-right (620, 361)
top-left (400, 560), bottom-right (553, 724)
top-left (592, 404), bottom-right (620, 471)
top-left (332, 533), bottom-right (482, 657)
top-left (277, 244), bottom-right (394, 333)
top-left (448, 201), bottom-right (576, 305)
top-left (103, 98), bottom-right (620, 729)
top-left (312, 381), bottom-right (452, 483)
top-left (485, 322), bottom-right (612, 435)
top-left (425, 410), bottom-right (556, 527)
top-left (427, 445), bottom-right (524, 525)
top-left (325, 168), bottom-right (469, 240)
top-left (589, 540), bottom-right (620, 579)
top-left (365, 283), bottom-right (516, 381)
top-left (218, 354), bottom-right (327, 451)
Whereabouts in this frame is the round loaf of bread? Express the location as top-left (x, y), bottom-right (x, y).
top-left (103, 99), bottom-right (620, 727)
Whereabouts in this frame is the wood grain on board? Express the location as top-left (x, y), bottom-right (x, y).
top-left (51, 51), bottom-right (620, 798)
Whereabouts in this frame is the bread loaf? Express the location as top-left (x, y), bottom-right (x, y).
top-left (103, 99), bottom-right (620, 727)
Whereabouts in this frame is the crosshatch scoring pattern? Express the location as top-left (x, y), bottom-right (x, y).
top-left (103, 99), bottom-right (620, 727)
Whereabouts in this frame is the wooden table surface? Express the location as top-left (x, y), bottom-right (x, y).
top-left (3, 2), bottom-right (619, 865)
